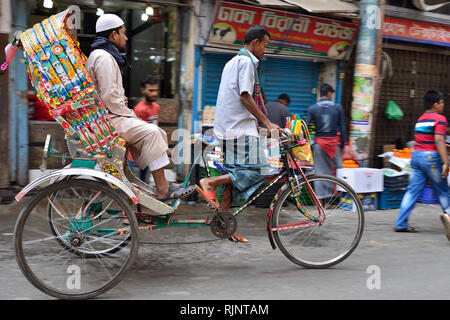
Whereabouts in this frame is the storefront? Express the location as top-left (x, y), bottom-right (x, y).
top-left (0, 0), bottom-right (11, 187)
top-left (192, 1), bottom-right (359, 133)
top-left (17, 0), bottom-right (186, 182)
top-left (372, 14), bottom-right (450, 166)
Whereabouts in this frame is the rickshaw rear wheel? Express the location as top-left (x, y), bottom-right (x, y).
top-left (14, 179), bottom-right (139, 300)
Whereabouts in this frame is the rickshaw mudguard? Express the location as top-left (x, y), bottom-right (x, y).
top-left (15, 168), bottom-right (140, 204)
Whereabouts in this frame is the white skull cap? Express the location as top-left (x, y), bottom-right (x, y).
top-left (96, 14), bottom-right (125, 33)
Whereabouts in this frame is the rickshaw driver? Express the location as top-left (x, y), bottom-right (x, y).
top-left (196, 26), bottom-right (283, 242)
top-left (86, 14), bottom-right (194, 202)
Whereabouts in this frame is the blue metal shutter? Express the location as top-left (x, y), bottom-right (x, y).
top-left (201, 53), bottom-right (233, 109)
top-left (201, 53), bottom-right (318, 120)
top-left (259, 58), bottom-right (318, 119)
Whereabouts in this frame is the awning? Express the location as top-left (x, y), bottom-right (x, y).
top-left (241, 0), bottom-right (358, 13)
top-left (241, 0), bottom-right (296, 8)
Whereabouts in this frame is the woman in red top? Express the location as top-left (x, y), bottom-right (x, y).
top-left (394, 90), bottom-right (450, 239)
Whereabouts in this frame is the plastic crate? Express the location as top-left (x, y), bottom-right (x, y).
top-left (417, 184), bottom-right (439, 204)
top-left (383, 175), bottom-right (409, 190)
top-left (378, 188), bottom-right (406, 209)
top-left (341, 192), bottom-right (378, 212)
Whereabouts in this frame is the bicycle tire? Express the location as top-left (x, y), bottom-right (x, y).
top-left (14, 179), bottom-right (139, 300)
top-left (47, 180), bottom-right (131, 258)
top-left (271, 174), bottom-right (364, 269)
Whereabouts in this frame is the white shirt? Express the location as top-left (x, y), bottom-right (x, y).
top-left (86, 49), bottom-right (134, 118)
top-left (213, 51), bottom-right (259, 140)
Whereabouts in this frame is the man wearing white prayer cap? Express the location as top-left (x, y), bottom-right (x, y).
top-left (86, 14), bottom-right (194, 202)
top-left (95, 14), bottom-right (125, 33)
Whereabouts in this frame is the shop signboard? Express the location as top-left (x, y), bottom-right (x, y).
top-left (383, 17), bottom-right (450, 47)
top-left (208, 1), bottom-right (358, 59)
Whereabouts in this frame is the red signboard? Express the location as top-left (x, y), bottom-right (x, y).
top-left (208, 1), bottom-right (358, 59)
top-left (383, 17), bottom-right (450, 47)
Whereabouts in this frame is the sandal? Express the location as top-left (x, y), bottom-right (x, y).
top-left (158, 182), bottom-right (195, 203)
top-left (395, 226), bottom-right (418, 233)
top-left (229, 232), bottom-right (249, 243)
top-left (195, 185), bottom-right (220, 210)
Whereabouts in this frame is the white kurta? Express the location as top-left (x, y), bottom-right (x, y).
top-left (86, 49), bottom-right (168, 170)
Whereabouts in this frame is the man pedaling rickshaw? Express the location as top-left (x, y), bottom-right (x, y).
top-left (86, 14), bottom-right (194, 202)
top-left (195, 26), bottom-right (284, 243)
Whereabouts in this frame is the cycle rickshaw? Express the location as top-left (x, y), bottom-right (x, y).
top-left (4, 8), bottom-right (364, 299)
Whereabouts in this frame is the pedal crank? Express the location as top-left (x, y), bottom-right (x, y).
top-left (210, 212), bottom-right (237, 239)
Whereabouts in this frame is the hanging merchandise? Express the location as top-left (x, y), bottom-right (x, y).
top-left (385, 100), bottom-right (404, 120)
top-left (287, 115), bottom-right (314, 167)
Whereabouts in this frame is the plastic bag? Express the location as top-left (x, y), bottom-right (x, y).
top-left (291, 119), bottom-right (314, 166)
top-left (385, 100), bottom-right (403, 120)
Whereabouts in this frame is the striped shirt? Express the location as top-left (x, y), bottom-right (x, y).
top-left (414, 112), bottom-right (448, 151)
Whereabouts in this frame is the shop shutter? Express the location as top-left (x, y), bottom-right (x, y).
top-left (376, 47), bottom-right (450, 149)
top-left (201, 53), bottom-right (318, 121)
top-left (259, 58), bottom-right (318, 119)
top-left (202, 53), bottom-right (233, 109)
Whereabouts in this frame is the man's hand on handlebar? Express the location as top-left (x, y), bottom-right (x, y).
top-left (264, 121), bottom-right (284, 138)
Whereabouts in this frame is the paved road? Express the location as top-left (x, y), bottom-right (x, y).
top-left (1, 197), bottom-right (450, 301)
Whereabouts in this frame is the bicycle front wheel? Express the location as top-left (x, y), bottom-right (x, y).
top-left (271, 174), bottom-right (364, 268)
top-left (14, 179), bottom-right (139, 299)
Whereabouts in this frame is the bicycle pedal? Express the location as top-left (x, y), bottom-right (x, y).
top-left (206, 203), bottom-right (219, 212)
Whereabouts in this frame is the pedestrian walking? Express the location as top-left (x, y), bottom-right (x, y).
top-left (306, 83), bottom-right (346, 198)
top-left (394, 90), bottom-right (450, 238)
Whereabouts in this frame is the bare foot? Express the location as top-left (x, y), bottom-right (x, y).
top-left (199, 178), bottom-right (215, 193)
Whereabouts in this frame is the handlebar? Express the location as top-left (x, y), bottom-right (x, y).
top-left (282, 128), bottom-right (292, 138)
top-left (278, 128), bottom-right (293, 146)
top-left (279, 128), bottom-right (309, 150)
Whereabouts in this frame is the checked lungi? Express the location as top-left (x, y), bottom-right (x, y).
top-left (220, 136), bottom-right (269, 206)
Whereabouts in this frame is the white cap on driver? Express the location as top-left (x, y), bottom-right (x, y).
top-left (96, 14), bottom-right (125, 33)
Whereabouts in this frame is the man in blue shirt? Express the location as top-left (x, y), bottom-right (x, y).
top-left (306, 83), bottom-right (346, 198)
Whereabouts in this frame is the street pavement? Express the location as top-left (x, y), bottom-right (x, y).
top-left (1, 195), bottom-right (450, 301)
